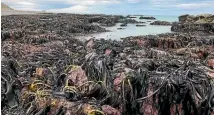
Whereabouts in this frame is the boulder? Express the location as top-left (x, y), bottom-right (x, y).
top-left (139, 16), bottom-right (156, 20)
top-left (150, 21), bottom-right (171, 26)
top-left (178, 14), bottom-right (195, 23)
top-left (120, 23), bottom-right (127, 27)
top-left (136, 24), bottom-right (146, 27)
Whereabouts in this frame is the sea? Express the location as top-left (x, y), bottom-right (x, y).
top-left (77, 15), bottom-right (178, 40)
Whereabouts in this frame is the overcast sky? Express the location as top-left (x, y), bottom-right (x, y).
top-left (2, 0), bottom-right (214, 15)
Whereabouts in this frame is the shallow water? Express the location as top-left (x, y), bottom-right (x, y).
top-left (78, 15), bottom-right (178, 40)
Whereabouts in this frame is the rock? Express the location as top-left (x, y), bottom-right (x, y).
top-left (136, 24), bottom-right (146, 27)
top-left (119, 18), bottom-right (139, 23)
top-left (171, 22), bottom-right (214, 33)
top-left (138, 21), bottom-right (146, 23)
top-left (178, 14), bottom-right (195, 23)
top-left (195, 19), bottom-right (208, 24)
top-left (171, 14), bottom-right (214, 33)
top-left (127, 15), bottom-right (137, 18)
top-left (150, 21), bottom-right (171, 26)
top-left (117, 28), bottom-right (125, 30)
top-left (177, 14), bottom-right (214, 24)
top-left (120, 23), bottom-right (127, 27)
top-left (208, 59), bottom-right (214, 68)
top-left (102, 105), bottom-right (121, 115)
top-left (67, 66), bottom-right (88, 87)
top-left (139, 16), bottom-right (156, 20)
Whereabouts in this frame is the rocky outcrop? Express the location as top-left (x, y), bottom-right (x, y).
top-left (136, 24), bottom-right (146, 27)
top-left (117, 27), bottom-right (125, 30)
top-left (150, 21), bottom-right (171, 26)
top-left (139, 16), bottom-right (156, 20)
top-left (119, 18), bottom-right (139, 23)
top-left (88, 15), bottom-right (123, 27)
top-left (127, 15), bottom-right (137, 18)
top-left (178, 14), bottom-right (214, 24)
top-left (178, 14), bottom-right (195, 23)
top-left (1, 14), bottom-right (122, 42)
top-left (171, 23), bottom-right (214, 33)
top-left (172, 14), bottom-right (214, 33)
top-left (120, 23), bottom-right (127, 27)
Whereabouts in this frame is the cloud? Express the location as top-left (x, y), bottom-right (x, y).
top-left (2, 1), bottom-right (40, 11)
top-left (48, 5), bottom-right (90, 13)
top-left (2, 0), bottom-right (214, 15)
top-left (2, 0), bottom-right (121, 12)
top-left (127, 0), bottom-right (141, 3)
top-left (176, 1), bottom-right (214, 9)
top-left (151, 0), bottom-right (177, 5)
top-left (46, 0), bottom-right (121, 13)
top-left (45, 0), bottom-right (121, 5)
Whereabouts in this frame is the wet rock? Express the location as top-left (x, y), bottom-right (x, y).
top-left (150, 21), bottom-right (171, 26)
top-left (172, 14), bottom-right (214, 33)
top-left (102, 105), bottom-right (121, 115)
top-left (120, 23), bottom-right (127, 27)
top-left (178, 14), bottom-right (196, 23)
top-left (171, 22), bottom-right (214, 33)
top-left (136, 24), bottom-right (146, 27)
top-left (117, 28), bottom-right (125, 30)
top-left (139, 16), bottom-right (156, 20)
top-left (119, 18), bottom-right (139, 24)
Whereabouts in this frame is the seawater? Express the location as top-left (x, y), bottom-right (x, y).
top-left (78, 15), bottom-right (178, 40)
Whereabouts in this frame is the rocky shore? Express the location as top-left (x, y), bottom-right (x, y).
top-left (1, 14), bottom-right (126, 42)
top-left (171, 14), bottom-right (214, 33)
top-left (1, 13), bottom-right (214, 115)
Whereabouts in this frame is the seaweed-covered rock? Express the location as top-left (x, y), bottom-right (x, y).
top-left (171, 23), bottom-right (214, 33)
top-left (172, 14), bottom-right (214, 33)
top-left (150, 21), bottom-right (171, 26)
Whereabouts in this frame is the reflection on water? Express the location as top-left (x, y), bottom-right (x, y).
top-left (77, 15), bottom-right (178, 40)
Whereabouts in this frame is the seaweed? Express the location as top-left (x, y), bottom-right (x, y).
top-left (1, 14), bottom-right (214, 115)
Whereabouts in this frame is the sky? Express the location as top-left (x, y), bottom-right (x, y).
top-left (2, 0), bottom-right (214, 16)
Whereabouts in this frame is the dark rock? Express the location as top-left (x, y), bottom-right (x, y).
top-left (172, 14), bottom-right (214, 33)
top-left (127, 15), bottom-right (137, 18)
top-left (139, 16), bottom-right (156, 20)
top-left (150, 21), bottom-right (171, 26)
top-left (171, 22), bottom-right (214, 33)
top-left (119, 18), bottom-right (139, 23)
top-left (136, 24), bottom-right (146, 27)
top-left (120, 23), bottom-right (127, 27)
top-left (179, 14), bottom-right (214, 24)
top-left (178, 14), bottom-right (195, 23)
top-left (138, 21), bottom-right (146, 23)
top-left (117, 28), bottom-right (125, 30)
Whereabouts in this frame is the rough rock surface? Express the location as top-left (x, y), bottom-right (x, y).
top-left (150, 21), bottom-right (171, 26)
top-left (171, 22), bottom-right (214, 33)
top-left (171, 14), bottom-right (214, 33)
top-left (139, 16), bottom-right (156, 20)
